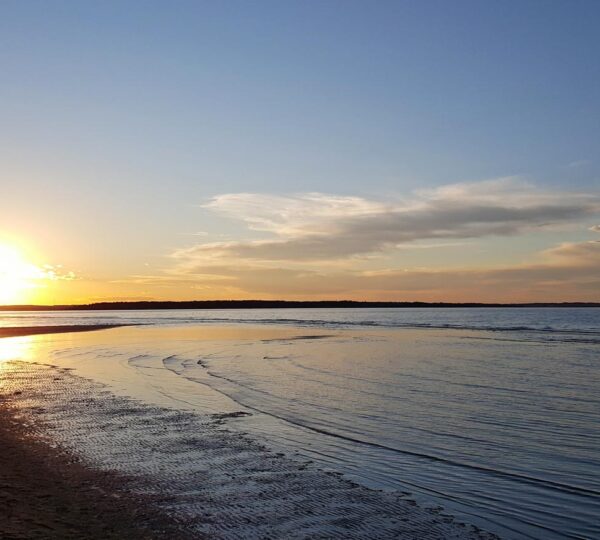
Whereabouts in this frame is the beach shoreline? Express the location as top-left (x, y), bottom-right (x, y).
top-left (0, 390), bottom-right (192, 539)
top-left (0, 325), bottom-right (499, 539)
top-left (0, 324), bottom-right (127, 339)
top-left (0, 325), bottom-right (192, 539)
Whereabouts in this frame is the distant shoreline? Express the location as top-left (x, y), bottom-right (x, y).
top-left (0, 325), bottom-right (126, 338)
top-left (1, 300), bottom-right (599, 311)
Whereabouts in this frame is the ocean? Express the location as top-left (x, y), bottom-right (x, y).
top-left (1, 307), bottom-right (598, 539)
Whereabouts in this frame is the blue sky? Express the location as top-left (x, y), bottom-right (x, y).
top-left (1, 1), bottom-right (599, 302)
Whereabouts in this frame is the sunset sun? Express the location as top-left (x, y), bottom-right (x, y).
top-left (0, 243), bottom-right (45, 304)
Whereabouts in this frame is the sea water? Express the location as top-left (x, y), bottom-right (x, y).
top-left (1, 307), bottom-right (598, 539)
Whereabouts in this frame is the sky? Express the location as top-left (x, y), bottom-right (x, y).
top-left (1, 0), bottom-right (599, 304)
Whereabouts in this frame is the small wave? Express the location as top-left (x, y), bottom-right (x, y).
top-left (130, 314), bottom-right (599, 334)
top-left (182, 360), bottom-right (600, 502)
top-left (140, 316), bottom-right (600, 344)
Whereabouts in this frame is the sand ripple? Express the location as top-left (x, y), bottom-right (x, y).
top-left (3, 361), bottom-right (498, 539)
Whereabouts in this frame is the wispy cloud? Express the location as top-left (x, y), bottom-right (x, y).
top-left (123, 240), bottom-right (600, 302)
top-left (115, 178), bottom-right (599, 301)
top-left (567, 159), bottom-right (592, 168)
top-left (179, 178), bottom-right (598, 264)
top-left (40, 265), bottom-right (77, 281)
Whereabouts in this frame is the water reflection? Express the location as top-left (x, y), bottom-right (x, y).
top-left (0, 335), bottom-right (32, 363)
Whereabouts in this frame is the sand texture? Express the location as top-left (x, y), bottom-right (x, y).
top-left (0, 385), bottom-right (193, 538)
top-left (0, 359), bottom-right (499, 539)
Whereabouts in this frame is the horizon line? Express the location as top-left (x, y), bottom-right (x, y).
top-left (1, 300), bottom-right (599, 311)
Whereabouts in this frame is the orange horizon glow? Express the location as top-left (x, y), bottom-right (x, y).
top-left (0, 232), bottom-right (599, 306)
top-left (0, 242), bottom-right (74, 305)
top-left (0, 243), bottom-right (41, 304)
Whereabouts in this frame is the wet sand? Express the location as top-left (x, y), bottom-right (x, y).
top-left (0, 326), bottom-right (190, 539)
top-left (0, 326), bottom-right (499, 539)
top-left (0, 324), bottom-right (126, 339)
top-left (0, 401), bottom-right (193, 539)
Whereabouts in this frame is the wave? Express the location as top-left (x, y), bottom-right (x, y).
top-left (2, 309), bottom-right (599, 344)
top-left (141, 316), bottom-right (600, 344)
top-left (73, 313), bottom-right (597, 337)
top-left (166, 355), bottom-right (600, 503)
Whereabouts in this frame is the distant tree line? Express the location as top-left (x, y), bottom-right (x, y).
top-left (1, 300), bottom-right (598, 311)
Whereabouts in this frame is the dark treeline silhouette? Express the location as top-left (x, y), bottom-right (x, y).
top-left (1, 300), bottom-right (599, 311)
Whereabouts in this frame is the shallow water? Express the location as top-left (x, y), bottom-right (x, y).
top-left (1, 308), bottom-right (598, 539)
top-left (1, 307), bottom-right (599, 339)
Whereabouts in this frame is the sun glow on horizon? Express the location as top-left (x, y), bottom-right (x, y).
top-left (0, 243), bottom-right (55, 304)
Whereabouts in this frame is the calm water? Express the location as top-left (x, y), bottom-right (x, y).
top-left (1, 307), bottom-right (599, 337)
top-left (2, 308), bottom-right (599, 539)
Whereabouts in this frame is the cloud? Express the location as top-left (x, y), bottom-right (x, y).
top-left (127, 240), bottom-right (600, 302)
top-left (40, 265), bottom-right (77, 281)
top-left (183, 178), bottom-right (599, 264)
top-left (115, 178), bottom-right (599, 302)
top-left (567, 160), bottom-right (592, 168)
top-left (590, 225), bottom-right (600, 233)
top-left (204, 192), bottom-right (387, 237)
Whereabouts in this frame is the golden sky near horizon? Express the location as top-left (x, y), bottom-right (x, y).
top-left (2, 179), bottom-right (600, 305)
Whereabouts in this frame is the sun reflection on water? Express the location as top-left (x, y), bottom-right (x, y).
top-left (0, 335), bottom-right (33, 364)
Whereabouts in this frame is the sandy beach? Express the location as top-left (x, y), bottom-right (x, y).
top-left (0, 326), bottom-right (191, 539)
top-left (0, 399), bottom-right (193, 539)
top-left (0, 325), bottom-right (500, 539)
